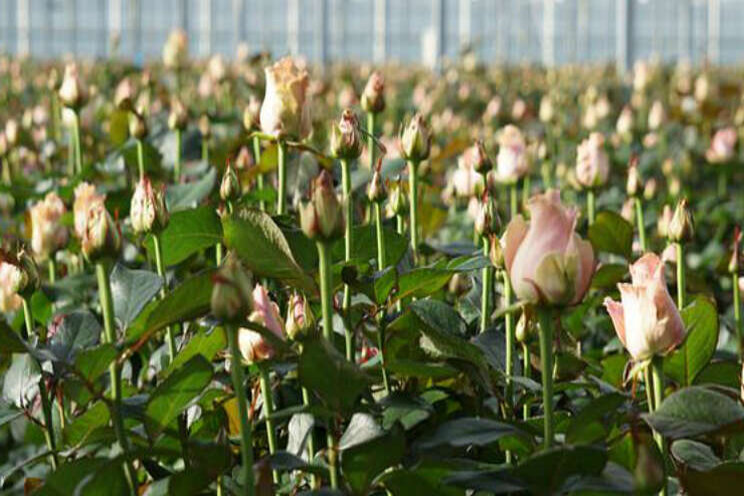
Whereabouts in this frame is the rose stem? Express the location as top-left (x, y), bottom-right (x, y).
top-left (676, 242), bottom-right (686, 309)
top-left (252, 136), bottom-right (266, 212)
top-left (374, 201), bottom-right (390, 394)
top-left (72, 109), bottom-right (83, 174)
top-left (408, 160), bottom-right (420, 264)
top-left (174, 128), bottom-right (182, 183)
top-left (650, 356), bottom-right (668, 496)
top-left (480, 237), bottom-right (493, 334)
top-left (536, 307), bottom-right (554, 449)
top-left (136, 138), bottom-right (145, 182)
top-left (587, 189), bottom-right (596, 225)
top-left (276, 140), bottom-right (287, 215)
top-left (341, 157), bottom-right (355, 362)
top-left (258, 363), bottom-right (279, 483)
top-left (635, 197), bottom-right (647, 252)
top-left (153, 233), bottom-right (177, 363)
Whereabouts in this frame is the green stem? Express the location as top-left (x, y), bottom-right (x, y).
top-left (72, 110), bottom-right (82, 175)
top-left (258, 364), bottom-right (279, 483)
top-left (522, 343), bottom-right (530, 421)
top-left (650, 356), bottom-right (668, 496)
top-left (635, 197), bottom-right (647, 252)
top-left (252, 136), bottom-right (265, 212)
top-left (480, 238), bottom-right (493, 333)
top-left (301, 386), bottom-right (317, 487)
top-left (216, 242), bottom-right (223, 266)
top-left (587, 190), bottom-right (596, 226)
top-left (536, 307), bottom-right (554, 449)
top-left (676, 243), bottom-right (686, 310)
top-left (644, 366), bottom-right (655, 413)
top-left (153, 234), bottom-right (177, 364)
top-left (277, 141), bottom-right (287, 216)
top-left (521, 176), bottom-right (530, 211)
top-left (95, 263), bottom-right (136, 494)
top-left (373, 202), bottom-right (391, 394)
top-left (202, 139), bottom-right (209, 164)
top-left (67, 132), bottom-right (75, 177)
top-left (136, 138), bottom-right (145, 182)
top-left (1, 157), bottom-right (10, 184)
top-left (23, 298), bottom-right (59, 470)
top-left (510, 183), bottom-right (518, 219)
top-left (367, 112), bottom-right (376, 170)
top-left (226, 325), bottom-right (256, 496)
top-left (734, 273), bottom-right (742, 362)
top-left (174, 129), bottom-right (182, 182)
top-left (341, 158), bottom-right (354, 362)
top-left (504, 272), bottom-right (515, 414)
top-left (48, 259), bottom-right (56, 284)
top-left (408, 160), bottom-right (420, 263)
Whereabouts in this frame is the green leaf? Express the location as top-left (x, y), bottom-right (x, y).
top-left (588, 211), bottom-right (633, 259)
top-left (110, 263), bottom-right (162, 330)
top-left (513, 445), bottom-right (608, 495)
top-left (393, 256), bottom-right (488, 302)
top-left (694, 361), bottom-right (741, 388)
top-left (46, 311), bottom-right (101, 363)
top-left (672, 440), bottom-right (744, 496)
top-left (298, 337), bottom-right (374, 413)
top-left (0, 320), bottom-right (27, 354)
top-left (2, 353), bottom-right (41, 408)
top-left (591, 262), bottom-right (628, 289)
top-left (63, 401), bottom-right (110, 448)
top-left (332, 224), bottom-right (409, 268)
top-left (75, 460), bottom-right (130, 496)
top-left (141, 269), bottom-right (216, 339)
top-left (341, 422), bottom-right (406, 495)
top-left (671, 439), bottom-right (720, 471)
top-left (35, 457), bottom-right (108, 496)
top-left (222, 207), bottom-right (317, 294)
top-left (416, 417), bottom-right (525, 450)
top-left (166, 166), bottom-right (217, 211)
top-left (379, 460), bottom-right (464, 496)
top-left (664, 297), bottom-right (719, 386)
top-left (565, 393), bottom-right (626, 445)
top-left (643, 386), bottom-right (744, 439)
top-left (145, 206), bottom-right (222, 267)
top-left (145, 355), bottom-right (213, 436)
top-left (74, 344), bottom-right (118, 383)
top-left (163, 328), bottom-right (225, 378)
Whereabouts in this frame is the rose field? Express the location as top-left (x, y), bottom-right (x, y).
top-left (3, 30), bottom-right (744, 496)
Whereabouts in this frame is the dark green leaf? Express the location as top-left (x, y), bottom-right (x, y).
top-left (63, 401), bottom-right (110, 448)
top-left (0, 320), bottom-right (27, 354)
top-left (74, 344), bottom-right (117, 383)
top-left (664, 297), bottom-right (719, 386)
top-left (145, 206), bottom-right (222, 267)
top-left (164, 328), bottom-right (225, 378)
top-left (110, 263), bottom-right (162, 330)
top-left (591, 262), bottom-right (628, 289)
top-left (2, 353), bottom-right (41, 408)
top-left (588, 211), bottom-right (633, 259)
top-left (416, 417), bottom-right (525, 450)
top-left (341, 423), bottom-right (406, 495)
top-left (46, 311), bottom-right (101, 363)
top-left (166, 167), bottom-right (217, 211)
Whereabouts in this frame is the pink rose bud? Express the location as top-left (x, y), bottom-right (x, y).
top-left (207, 54), bottom-right (228, 84)
top-left (647, 100), bottom-right (665, 131)
top-left (211, 254), bottom-right (253, 323)
top-left (73, 182), bottom-right (106, 240)
top-left (386, 175), bottom-right (409, 217)
top-left (494, 125), bottom-right (529, 184)
top-left (4, 119), bottom-right (19, 147)
top-left (198, 114), bottom-right (211, 139)
top-left (616, 106), bottom-right (634, 137)
top-left (400, 113), bottom-right (431, 162)
top-left (285, 292), bottom-right (316, 340)
top-left (128, 110), bottom-right (148, 140)
top-left (114, 77), bottom-right (135, 112)
top-left (58, 63), bottom-right (88, 110)
top-left (367, 160), bottom-right (387, 203)
top-left (330, 109), bottom-right (363, 160)
top-left (575, 132), bottom-right (610, 189)
top-left (1, 247), bottom-right (40, 301)
top-left (657, 204), bottom-right (673, 238)
top-left (220, 161), bottom-right (241, 202)
top-left (29, 192), bottom-right (68, 261)
top-left (474, 191), bottom-right (500, 238)
top-left (239, 284), bottom-right (286, 363)
top-left (361, 71), bottom-right (385, 114)
top-left (0, 259), bottom-right (23, 312)
top-left (503, 189), bottom-right (595, 306)
top-left (706, 127), bottom-right (737, 164)
top-left (81, 203), bottom-right (121, 262)
top-left (452, 150), bottom-right (485, 200)
top-left (130, 176), bottom-right (169, 234)
top-left (468, 140), bottom-right (492, 175)
top-left (259, 57), bottom-right (311, 140)
top-left (604, 253), bottom-right (685, 361)
top-left (626, 158), bottom-right (641, 197)
top-left (299, 170), bottom-right (345, 242)
top-left (729, 227), bottom-right (741, 274)
top-left (667, 198), bottom-right (694, 243)
top-left (489, 234), bottom-right (505, 269)
top-left (168, 98), bottom-right (188, 131)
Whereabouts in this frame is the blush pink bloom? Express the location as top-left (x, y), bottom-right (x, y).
top-left (29, 192), bottom-right (68, 261)
top-left (575, 132), bottom-right (610, 188)
top-left (494, 125), bottom-right (529, 184)
top-left (706, 127), bottom-right (737, 164)
top-left (0, 261), bottom-right (23, 312)
top-left (73, 182), bottom-right (106, 240)
top-left (503, 189), bottom-right (595, 305)
top-left (604, 253), bottom-right (685, 361)
top-left (238, 284), bottom-right (286, 364)
top-left (259, 57), bottom-right (311, 140)
top-left (451, 152), bottom-right (485, 200)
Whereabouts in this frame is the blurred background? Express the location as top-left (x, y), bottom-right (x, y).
top-left (0, 0), bottom-right (742, 70)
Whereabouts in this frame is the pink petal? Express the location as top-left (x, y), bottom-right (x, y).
top-left (603, 297), bottom-right (626, 347)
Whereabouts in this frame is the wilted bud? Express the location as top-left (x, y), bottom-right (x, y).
top-left (668, 198), bottom-right (694, 243)
top-left (489, 234), bottom-right (504, 269)
top-left (220, 161), bottom-right (241, 202)
top-left (387, 176), bottom-right (409, 216)
top-left (361, 71), bottom-right (385, 114)
top-left (285, 292), bottom-right (316, 339)
top-left (81, 203), bottom-right (121, 261)
top-left (29, 192), bottom-right (68, 261)
top-left (330, 109), bottom-right (363, 160)
top-left (474, 192), bottom-right (501, 238)
top-left (400, 114), bottom-right (431, 162)
top-left (128, 110), bottom-right (148, 140)
top-left (299, 170), bottom-right (345, 242)
top-left (448, 272), bottom-right (472, 297)
top-left (58, 63), bottom-right (88, 110)
top-left (211, 254), bottom-right (253, 323)
top-left (516, 307), bottom-right (536, 344)
top-left (367, 160), bottom-right (386, 203)
top-left (242, 96), bottom-right (262, 132)
top-left (114, 77), bottom-right (135, 111)
top-left (199, 114), bottom-right (211, 139)
top-left (130, 176), bottom-right (169, 234)
top-left (626, 159), bottom-right (641, 197)
top-left (168, 99), bottom-right (188, 131)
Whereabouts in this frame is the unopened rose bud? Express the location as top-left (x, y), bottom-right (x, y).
top-left (448, 272), bottom-right (472, 297)
top-left (243, 96), bottom-right (262, 132)
top-left (367, 162), bottom-right (386, 203)
top-left (400, 113), bottom-right (431, 162)
top-left (299, 170), bottom-right (345, 242)
top-left (657, 205), bottom-right (673, 238)
top-left (516, 307), bottom-right (536, 344)
top-left (361, 71), bottom-right (385, 114)
top-left (489, 234), bottom-right (504, 269)
top-left (58, 63), bottom-right (88, 110)
top-left (220, 161), bottom-right (241, 202)
top-left (474, 192), bottom-right (501, 238)
top-left (130, 176), bottom-right (169, 234)
top-left (240, 284), bottom-right (286, 363)
top-left (128, 110), bottom-right (148, 139)
top-left (285, 292), bottom-right (316, 339)
top-left (29, 192), bottom-right (68, 261)
top-left (387, 176), bottom-right (409, 216)
top-left (235, 146), bottom-right (253, 170)
top-left (199, 114), bottom-right (211, 139)
top-left (470, 140), bottom-right (492, 175)
top-left (211, 254), bottom-right (253, 323)
top-left (330, 109), bottom-right (363, 160)
top-left (668, 198), bottom-right (694, 243)
top-left (0, 132), bottom-right (8, 157)
top-left (114, 77), bottom-right (135, 112)
top-left (575, 132), bottom-right (609, 189)
top-left (1, 248), bottom-right (40, 300)
top-left (643, 178), bottom-right (658, 201)
top-left (81, 202), bottom-right (121, 261)
top-left (626, 159), bottom-right (641, 197)
top-left (4, 119), bottom-right (19, 147)
top-left (168, 99), bottom-right (188, 131)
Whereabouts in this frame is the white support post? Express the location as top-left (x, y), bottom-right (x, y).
top-left (287, 0), bottom-right (300, 56)
top-left (707, 0), bottom-right (720, 64)
top-left (233, 0), bottom-right (245, 48)
top-left (677, 0), bottom-right (691, 62)
top-left (431, 0), bottom-right (445, 70)
top-left (108, 0), bottom-right (122, 56)
top-left (615, 0), bottom-right (632, 75)
top-left (16, 0), bottom-right (30, 57)
top-left (373, 0), bottom-right (387, 63)
top-left (199, 0), bottom-right (212, 56)
top-left (577, 0), bottom-right (588, 63)
top-left (542, 0), bottom-right (555, 67)
top-left (177, 0), bottom-right (188, 30)
top-left (315, 0), bottom-right (328, 63)
top-left (458, 0), bottom-right (471, 50)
